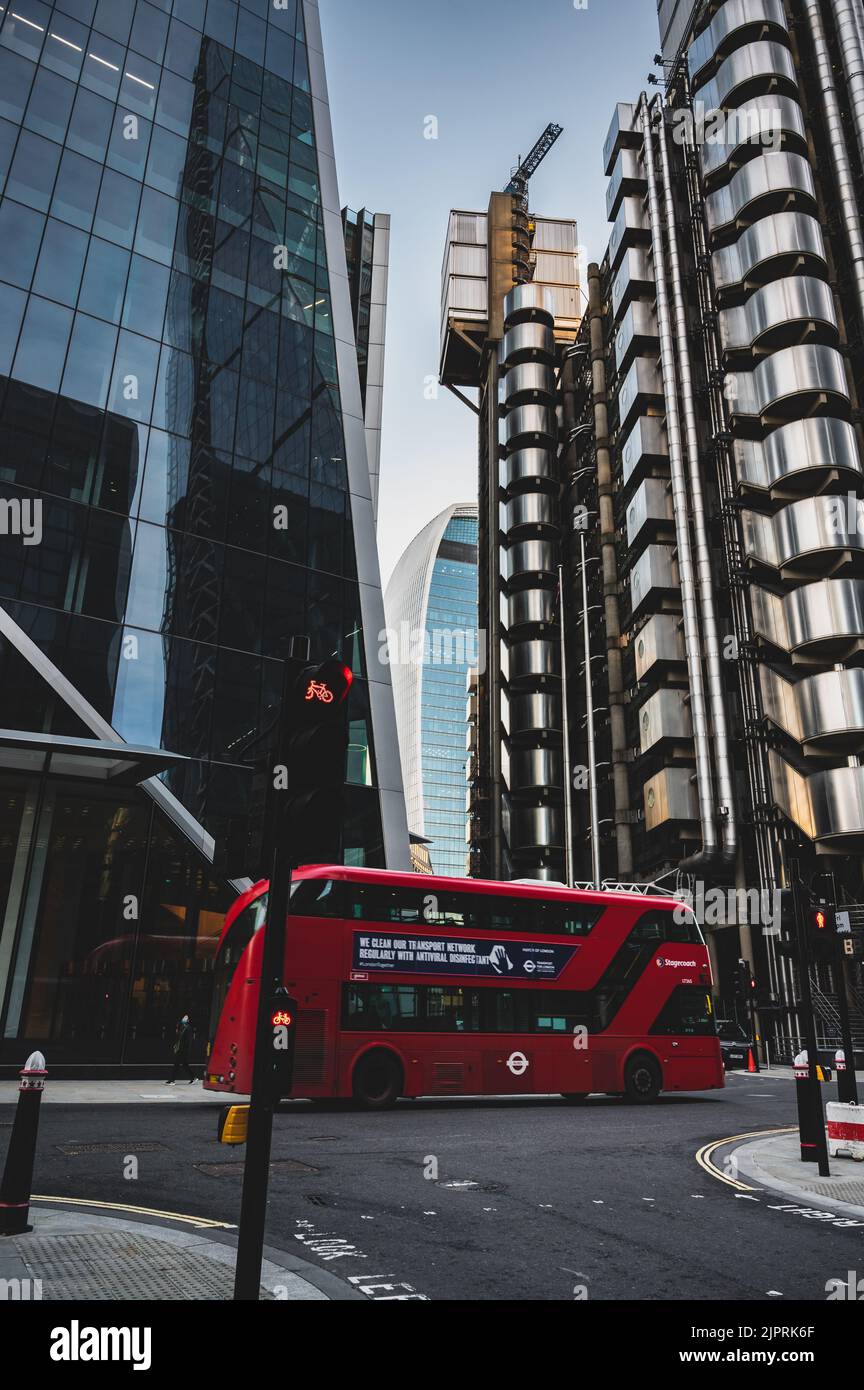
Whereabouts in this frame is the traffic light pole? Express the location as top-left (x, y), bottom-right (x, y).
top-left (233, 643), bottom-right (307, 1301)
top-left (791, 867), bottom-right (831, 1176)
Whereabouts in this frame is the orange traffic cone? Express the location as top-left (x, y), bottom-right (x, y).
top-left (747, 1049), bottom-right (757, 1073)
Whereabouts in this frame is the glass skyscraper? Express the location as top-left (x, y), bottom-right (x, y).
top-left (0, 0), bottom-right (407, 1070)
top-left (385, 505), bottom-right (478, 877)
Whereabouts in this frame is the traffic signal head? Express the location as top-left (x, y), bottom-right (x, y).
top-left (807, 900), bottom-right (838, 964)
top-left (282, 657), bottom-right (353, 866)
top-left (267, 988), bottom-right (298, 1102)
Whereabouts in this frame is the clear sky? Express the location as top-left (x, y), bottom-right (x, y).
top-left (319, 0), bottom-right (662, 585)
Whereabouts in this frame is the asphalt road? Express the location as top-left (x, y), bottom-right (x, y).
top-left (4, 1071), bottom-right (862, 1302)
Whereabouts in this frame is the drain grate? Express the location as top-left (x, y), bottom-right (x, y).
top-left (195, 1158), bottom-right (320, 1178)
top-left (14, 1230), bottom-right (276, 1300)
top-left (303, 1193), bottom-right (330, 1206)
top-left (56, 1141), bottom-right (168, 1156)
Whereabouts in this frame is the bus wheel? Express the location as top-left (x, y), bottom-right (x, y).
top-left (623, 1053), bottom-right (662, 1104)
top-left (561, 1093), bottom-right (589, 1104)
top-left (352, 1050), bottom-right (403, 1110)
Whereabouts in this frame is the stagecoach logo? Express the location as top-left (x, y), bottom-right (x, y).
top-left (656, 957), bottom-right (698, 968)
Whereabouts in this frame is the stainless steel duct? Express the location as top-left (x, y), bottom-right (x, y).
top-left (804, 0), bottom-right (864, 335)
top-left (656, 100), bottom-right (738, 866)
top-left (830, 0), bottom-right (864, 170)
top-left (639, 95), bottom-right (718, 866)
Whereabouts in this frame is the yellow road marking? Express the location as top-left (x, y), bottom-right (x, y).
top-left (32, 1194), bottom-right (236, 1230)
top-left (695, 1127), bottom-right (795, 1192)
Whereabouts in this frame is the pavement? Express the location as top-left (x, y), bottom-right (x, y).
top-left (0, 1079), bottom-right (242, 1105)
top-left (0, 1203), bottom-right (360, 1301)
top-left (731, 1129), bottom-right (864, 1221)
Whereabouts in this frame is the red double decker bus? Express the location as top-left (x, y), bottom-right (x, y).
top-left (204, 866), bottom-right (723, 1107)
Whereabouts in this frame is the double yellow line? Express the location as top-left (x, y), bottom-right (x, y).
top-left (695, 1127), bottom-right (795, 1191)
top-left (32, 1194), bottom-right (236, 1230)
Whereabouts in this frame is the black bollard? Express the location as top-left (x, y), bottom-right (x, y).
top-left (0, 1051), bottom-right (47, 1236)
top-left (793, 1049), bottom-right (823, 1164)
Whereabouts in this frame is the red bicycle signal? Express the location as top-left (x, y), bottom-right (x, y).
top-left (305, 680), bottom-right (334, 703)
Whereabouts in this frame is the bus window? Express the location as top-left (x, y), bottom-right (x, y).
top-left (649, 986), bottom-right (716, 1036)
top-left (424, 987), bottom-right (479, 1032)
top-left (632, 908), bottom-right (702, 945)
top-left (532, 991), bottom-right (592, 1033)
top-left (290, 879), bottom-right (344, 917)
top-left (485, 899), bottom-right (602, 937)
top-left (343, 984), bottom-right (419, 1030)
top-left (208, 893), bottom-right (267, 1042)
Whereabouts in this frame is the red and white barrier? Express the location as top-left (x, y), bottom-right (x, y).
top-left (826, 1101), bottom-right (864, 1161)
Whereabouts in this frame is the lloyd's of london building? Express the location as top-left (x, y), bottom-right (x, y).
top-left (0, 0), bottom-right (408, 1072)
top-left (564, 0), bottom-right (864, 1051)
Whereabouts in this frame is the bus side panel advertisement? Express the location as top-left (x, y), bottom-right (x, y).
top-left (352, 931), bottom-right (579, 979)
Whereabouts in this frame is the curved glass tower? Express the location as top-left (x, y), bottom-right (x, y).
top-left (385, 504), bottom-right (478, 877)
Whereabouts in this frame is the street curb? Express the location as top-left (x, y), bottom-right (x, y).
top-left (16, 1199), bottom-right (366, 1301)
top-left (732, 1136), bottom-right (864, 1221)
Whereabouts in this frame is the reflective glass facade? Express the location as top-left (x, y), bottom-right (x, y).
top-left (0, 0), bottom-right (406, 1068)
top-left (385, 505), bottom-right (478, 878)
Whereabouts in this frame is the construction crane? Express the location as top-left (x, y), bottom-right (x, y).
top-left (505, 123), bottom-right (564, 207)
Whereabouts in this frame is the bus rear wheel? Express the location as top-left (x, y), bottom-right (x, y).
top-left (623, 1053), bottom-right (662, 1104)
top-left (352, 1050), bottom-right (402, 1110)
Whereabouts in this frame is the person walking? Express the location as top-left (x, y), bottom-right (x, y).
top-left (165, 1013), bottom-right (196, 1084)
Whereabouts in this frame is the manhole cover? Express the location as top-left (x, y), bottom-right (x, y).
top-left (195, 1158), bottom-right (320, 1177)
top-left (56, 1141), bottom-right (168, 1156)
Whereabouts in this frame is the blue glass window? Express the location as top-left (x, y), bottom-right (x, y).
top-left (93, 0), bottom-right (135, 45)
top-left (24, 67), bottom-right (76, 145)
top-left (122, 255), bottom-right (170, 341)
top-left (79, 238), bottom-right (130, 323)
top-left (13, 296), bottom-right (73, 393)
top-left (155, 69), bottom-right (194, 137)
top-left (0, 200), bottom-right (44, 289)
top-left (109, 329), bottom-right (160, 421)
top-left (51, 149), bottom-right (102, 232)
top-left (94, 169), bottom-right (142, 248)
top-left (0, 2), bottom-right (49, 63)
top-left (80, 36), bottom-right (125, 103)
top-left (164, 19), bottom-right (201, 81)
top-left (134, 185), bottom-right (179, 264)
top-left (67, 87), bottom-right (114, 162)
top-left (107, 107), bottom-right (153, 180)
top-left (0, 283), bottom-right (26, 374)
top-left (40, 14), bottom-right (88, 82)
top-left (145, 124), bottom-right (186, 197)
top-left (5, 130), bottom-right (60, 212)
top-left (130, 2), bottom-right (170, 64)
top-left (33, 219), bottom-right (88, 307)
top-left (61, 315), bottom-right (118, 409)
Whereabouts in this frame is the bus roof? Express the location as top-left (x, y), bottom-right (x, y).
top-left (285, 864), bottom-right (684, 911)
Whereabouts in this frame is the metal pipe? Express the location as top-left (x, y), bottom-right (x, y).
top-left (558, 563), bottom-right (575, 887)
top-left (587, 262), bottom-right (633, 876)
top-left (806, 0), bottom-right (864, 336)
top-left (639, 93), bottom-right (718, 866)
top-left (578, 540), bottom-right (601, 888)
top-left (830, 0), bottom-right (864, 166)
top-left (655, 100), bottom-right (737, 868)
